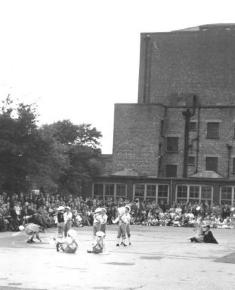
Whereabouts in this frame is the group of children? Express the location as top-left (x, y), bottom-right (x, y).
top-left (18, 203), bottom-right (133, 254)
top-left (18, 203), bottom-right (221, 254)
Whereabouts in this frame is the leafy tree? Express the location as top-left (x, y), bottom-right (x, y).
top-left (0, 97), bottom-right (103, 195)
top-left (42, 120), bottom-right (102, 147)
top-left (0, 98), bottom-right (56, 193)
top-left (41, 120), bottom-right (103, 194)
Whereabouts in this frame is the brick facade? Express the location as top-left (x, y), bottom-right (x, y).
top-left (94, 24), bottom-right (235, 205)
top-left (138, 24), bottom-right (235, 106)
top-left (112, 104), bottom-right (165, 176)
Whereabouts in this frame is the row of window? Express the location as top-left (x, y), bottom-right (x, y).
top-left (93, 183), bottom-right (127, 200)
top-left (166, 122), bottom-right (222, 152)
top-left (165, 155), bottom-right (234, 177)
top-left (93, 183), bottom-right (235, 205)
top-left (164, 121), bottom-right (221, 137)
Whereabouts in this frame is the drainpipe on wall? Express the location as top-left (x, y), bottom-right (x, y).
top-left (226, 144), bottom-right (232, 179)
top-left (195, 107), bottom-right (201, 173)
top-left (143, 35), bottom-right (152, 103)
top-left (182, 95), bottom-right (197, 178)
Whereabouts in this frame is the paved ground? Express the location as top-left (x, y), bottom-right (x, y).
top-left (0, 225), bottom-right (235, 290)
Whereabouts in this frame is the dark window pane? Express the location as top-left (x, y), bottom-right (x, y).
top-left (189, 122), bottom-right (197, 131)
top-left (207, 122), bottom-right (219, 139)
top-left (94, 184), bottom-right (103, 196)
top-left (135, 184), bottom-right (145, 198)
top-left (146, 185), bottom-right (156, 197)
top-left (189, 186), bottom-right (199, 199)
top-left (116, 184), bottom-right (127, 197)
top-left (221, 186), bottom-right (232, 204)
top-left (188, 156), bottom-right (195, 166)
top-left (160, 120), bottom-right (164, 136)
top-left (158, 185), bottom-right (168, 197)
top-left (166, 137), bottom-right (178, 152)
top-left (166, 165), bottom-right (177, 177)
top-left (105, 184), bottom-right (114, 196)
top-left (177, 186), bottom-right (187, 198)
top-left (206, 157), bottom-right (218, 172)
top-left (177, 185), bottom-right (188, 202)
top-left (201, 186), bottom-right (212, 200)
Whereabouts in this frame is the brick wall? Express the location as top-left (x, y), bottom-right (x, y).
top-left (112, 104), bottom-right (165, 176)
top-left (160, 106), bottom-right (235, 179)
top-left (138, 27), bottom-right (235, 106)
top-left (100, 154), bottom-right (113, 175)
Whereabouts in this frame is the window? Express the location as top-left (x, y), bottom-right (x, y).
top-left (206, 157), bottom-right (218, 172)
top-left (166, 137), bottom-right (178, 152)
top-left (116, 184), bottom-right (127, 198)
top-left (188, 156), bottom-right (195, 166)
top-left (189, 121), bottom-right (197, 132)
top-left (158, 184), bottom-right (169, 204)
top-left (177, 185), bottom-right (213, 203)
top-left (160, 120), bottom-right (164, 136)
top-left (189, 185), bottom-right (199, 202)
top-left (207, 122), bottom-right (219, 139)
top-left (94, 183), bottom-right (104, 197)
top-left (134, 184), bottom-right (145, 199)
top-left (233, 158), bottom-right (235, 174)
top-left (177, 185), bottom-right (188, 202)
top-left (201, 186), bottom-right (213, 203)
top-left (105, 184), bottom-right (114, 196)
top-left (220, 186), bottom-right (233, 205)
top-left (146, 184), bottom-right (156, 199)
top-left (166, 165), bottom-right (177, 177)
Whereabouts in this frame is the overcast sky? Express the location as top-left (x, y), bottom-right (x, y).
top-left (0, 0), bottom-right (234, 153)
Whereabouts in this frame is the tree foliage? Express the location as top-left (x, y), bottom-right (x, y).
top-left (0, 97), bottom-right (102, 194)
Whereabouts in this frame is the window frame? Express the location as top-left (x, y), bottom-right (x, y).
top-left (188, 156), bottom-right (196, 166)
top-left (133, 183), bottom-right (169, 203)
top-left (166, 164), bottom-right (177, 177)
top-left (205, 156), bottom-right (218, 172)
top-left (189, 121), bottom-right (197, 132)
top-left (232, 157), bottom-right (235, 174)
top-left (176, 184), bottom-right (213, 204)
top-left (206, 122), bottom-right (220, 139)
top-left (220, 186), bottom-right (234, 205)
top-left (166, 137), bottom-right (179, 153)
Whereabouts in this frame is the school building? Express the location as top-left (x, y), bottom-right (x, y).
top-left (92, 24), bottom-right (235, 206)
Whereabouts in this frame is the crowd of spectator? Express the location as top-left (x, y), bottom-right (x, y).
top-left (0, 191), bottom-right (234, 232)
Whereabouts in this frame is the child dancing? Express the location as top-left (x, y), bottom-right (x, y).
top-left (19, 223), bottom-right (43, 243)
top-left (87, 231), bottom-right (105, 254)
top-left (56, 229), bottom-right (78, 253)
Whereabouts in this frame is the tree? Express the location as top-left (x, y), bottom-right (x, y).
top-left (42, 120), bottom-right (102, 147)
top-left (0, 98), bottom-right (58, 193)
top-left (41, 120), bottom-right (103, 194)
top-left (0, 97), bottom-right (103, 194)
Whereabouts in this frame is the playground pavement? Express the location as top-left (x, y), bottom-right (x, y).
top-left (0, 225), bottom-right (235, 290)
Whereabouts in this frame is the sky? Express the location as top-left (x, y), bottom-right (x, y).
top-left (0, 0), bottom-right (234, 153)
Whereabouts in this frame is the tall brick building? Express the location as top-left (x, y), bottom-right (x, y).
top-left (93, 24), bottom-right (235, 206)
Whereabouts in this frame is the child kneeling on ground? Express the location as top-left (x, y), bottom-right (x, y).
top-left (19, 223), bottom-right (43, 243)
top-left (56, 229), bottom-right (78, 253)
top-left (87, 231), bottom-right (105, 254)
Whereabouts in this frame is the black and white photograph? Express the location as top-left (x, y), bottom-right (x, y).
top-left (0, 1), bottom-right (235, 289)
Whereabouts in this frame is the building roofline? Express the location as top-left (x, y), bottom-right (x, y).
top-left (141, 23), bottom-right (235, 35)
top-left (115, 102), bottom-right (235, 109)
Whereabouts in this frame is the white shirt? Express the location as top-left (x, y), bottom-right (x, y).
top-left (64, 211), bottom-right (73, 223)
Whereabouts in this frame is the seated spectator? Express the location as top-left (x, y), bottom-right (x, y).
top-left (203, 225), bottom-right (218, 244)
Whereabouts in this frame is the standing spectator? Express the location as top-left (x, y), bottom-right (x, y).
top-left (64, 206), bottom-right (73, 237)
top-left (92, 208), bottom-right (103, 243)
top-left (57, 206), bottom-right (65, 238)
